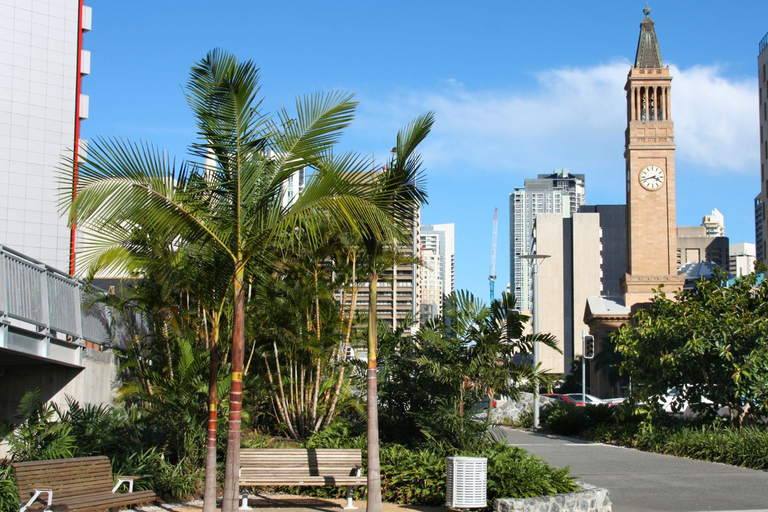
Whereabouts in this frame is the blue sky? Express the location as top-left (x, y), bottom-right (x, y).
top-left (82, 1), bottom-right (768, 301)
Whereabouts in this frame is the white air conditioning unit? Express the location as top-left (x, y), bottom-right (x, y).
top-left (446, 456), bottom-right (487, 508)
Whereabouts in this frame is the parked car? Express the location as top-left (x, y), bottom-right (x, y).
top-left (542, 393), bottom-right (582, 405)
top-left (564, 393), bottom-right (612, 406)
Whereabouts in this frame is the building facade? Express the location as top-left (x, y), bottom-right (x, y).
top-left (677, 225), bottom-right (729, 269)
top-left (0, 0), bottom-right (91, 274)
top-left (509, 169), bottom-right (585, 312)
top-left (758, 32), bottom-right (768, 265)
top-left (419, 223), bottom-right (455, 322)
top-left (729, 242), bottom-right (756, 277)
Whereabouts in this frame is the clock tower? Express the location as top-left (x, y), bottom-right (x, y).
top-left (622, 6), bottom-right (684, 306)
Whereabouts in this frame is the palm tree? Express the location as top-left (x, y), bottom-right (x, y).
top-left (60, 49), bottom-right (424, 512)
top-left (357, 113), bottom-right (433, 512)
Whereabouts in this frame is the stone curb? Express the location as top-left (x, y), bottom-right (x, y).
top-left (493, 482), bottom-right (611, 512)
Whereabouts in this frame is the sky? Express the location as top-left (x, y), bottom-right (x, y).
top-left (81, 1), bottom-right (768, 301)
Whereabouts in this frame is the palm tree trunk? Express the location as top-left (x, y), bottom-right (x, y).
top-left (366, 273), bottom-right (382, 512)
top-left (222, 263), bottom-right (246, 512)
top-left (203, 312), bottom-right (220, 512)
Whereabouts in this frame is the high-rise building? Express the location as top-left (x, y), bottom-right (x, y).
top-left (701, 208), bottom-right (725, 237)
top-left (0, 0), bottom-right (91, 274)
top-left (419, 223), bottom-right (455, 322)
top-left (729, 242), bottom-right (756, 277)
top-left (756, 195), bottom-right (765, 262)
top-left (509, 169), bottom-right (585, 312)
top-left (758, 32), bottom-right (768, 265)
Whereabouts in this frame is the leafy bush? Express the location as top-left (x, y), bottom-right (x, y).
top-left (584, 404), bottom-right (615, 426)
top-left (0, 461), bottom-right (18, 512)
top-left (380, 444), bottom-right (446, 505)
top-left (542, 402), bottom-right (590, 436)
top-left (479, 443), bottom-right (578, 500)
top-left (112, 447), bottom-right (203, 501)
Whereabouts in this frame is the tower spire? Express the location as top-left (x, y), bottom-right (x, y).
top-left (634, 5), bottom-right (663, 68)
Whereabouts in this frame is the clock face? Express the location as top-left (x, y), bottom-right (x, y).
top-left (639, 165), bottom-right (665, 191)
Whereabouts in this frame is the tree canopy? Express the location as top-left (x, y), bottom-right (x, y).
top-left (614, 267), bottom-right (768, 425)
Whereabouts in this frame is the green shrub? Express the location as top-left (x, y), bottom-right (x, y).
top-left (380, 444), bottom-right (446, 505)
top-left (479, 443), bottom-right (579, 500)
top-left (584, 404), bottom-right (615, 426)
top-left (0, 461), bottom-right (18, 512)
top-left (112, 447), bottom-right (203, 502)
top-left (542, 402), bottom-right (589, 436)
top-left (3, 391), bottom-right (75, 462)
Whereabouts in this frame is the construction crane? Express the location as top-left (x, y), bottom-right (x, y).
top-left (489, 207), bottom-right (498, 302)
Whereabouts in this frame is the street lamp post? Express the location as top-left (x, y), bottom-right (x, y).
top-left (520, 253), bottom-right (550, 430)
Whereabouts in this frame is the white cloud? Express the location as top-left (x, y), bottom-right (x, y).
top-left (671, 64), bottom-right (757, 173)
top-left (353, 61), bottom-right (758, 179)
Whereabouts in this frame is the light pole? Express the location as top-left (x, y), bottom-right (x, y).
top-left (521, 253), bottom-right (550, 430)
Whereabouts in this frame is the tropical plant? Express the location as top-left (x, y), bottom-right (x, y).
top-left (0, 460), bottom-right (18, 512)
top-left (2, 390), bottom-right (75, 462)
top-left (417, 291), bottom-right (559, 422)
top-left (355, 112), bottom-right (433, 511)
top-left (61, 48), bottom-right (433, 512)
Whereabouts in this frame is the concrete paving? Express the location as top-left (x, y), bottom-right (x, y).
top-left (494, 427), bottom-right (768, 512)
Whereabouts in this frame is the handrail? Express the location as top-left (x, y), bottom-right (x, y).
top-left (0, 245), bottom-right (109, 344)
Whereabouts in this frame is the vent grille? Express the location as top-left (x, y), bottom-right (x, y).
top-left (446, 457), bottom-right (487, 508)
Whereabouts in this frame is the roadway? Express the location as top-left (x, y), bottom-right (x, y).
top-left (494, 427), bottom-right (768, 512)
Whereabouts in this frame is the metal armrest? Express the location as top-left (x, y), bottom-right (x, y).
top-left (112, 476), bottom-right (138, 493)
top-left (20, 489), bottom-right (53, 512)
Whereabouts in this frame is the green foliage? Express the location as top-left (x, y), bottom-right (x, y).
top-left (112, 447), bottom-right (203, 501)
top-left (480, 443), bottom-right (579, 500)
top-left (585, 421), bottom-right (768, 471)
top-left (379, 444), bottom-right (446, 505)
top-left (614, 267), bottom-right (768, 426)
top-left (302, 422), bottom-right (366, 450)
top-left (376, 290), bottom-right (560, 449)
top-left (542, 402), bottom-right (590, 436)
top-left (0, 461), bottom-right (18, 512)
top-left (291, 428), bottom-right (578, 506)
top-left (3, 390), bottom-right (75, 461)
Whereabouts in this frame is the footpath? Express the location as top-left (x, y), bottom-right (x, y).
top-left (495, 427), bottom-right (768, 512)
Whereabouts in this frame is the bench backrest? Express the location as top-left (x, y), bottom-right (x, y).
top-left (13, 456), bottom-right (115, 502)
top-left (240, 449), bottom-right (362, 479)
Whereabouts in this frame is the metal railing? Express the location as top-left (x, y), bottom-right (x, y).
top-left (0, 245), bottom-right (109, 345)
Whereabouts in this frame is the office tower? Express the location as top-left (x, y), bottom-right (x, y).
top-left (509, 169), bottom-right (585, 312)
top-left (419, 223), bottom-right (455, 321)
top-left (701, 208), bottom-right (725, 237)
top-left (759, 32), bottom-right (768, 265)
top-left (0, 0), bottom-right (91, 274)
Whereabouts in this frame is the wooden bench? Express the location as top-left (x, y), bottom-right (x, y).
top-left (238, 449), bottom-right (365, 510)
top-left (13, 456), bottom-right (156, 512)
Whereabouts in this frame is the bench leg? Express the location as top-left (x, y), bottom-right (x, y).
top-left (343, 486), bottom-right (357, 510)
top-left (239, 491), bottom-right (252, 510)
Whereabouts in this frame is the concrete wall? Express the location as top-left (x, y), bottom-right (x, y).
top-left (0, 347), bottom-right (116, 423)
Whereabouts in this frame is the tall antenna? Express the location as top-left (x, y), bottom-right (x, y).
top-left (489, 207), bottom-right (498, 302)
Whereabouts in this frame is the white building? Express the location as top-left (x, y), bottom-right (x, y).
top-left (0, 0), bottom-right (91, 274)
top-left (729, 242), bottom-right (756, 277)
top-left (701, 208), bottom-right (725, 237)
top-left (419, 223), bottom-right (454, 322)
top-left (509, 169), bottom-right (585, 312)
